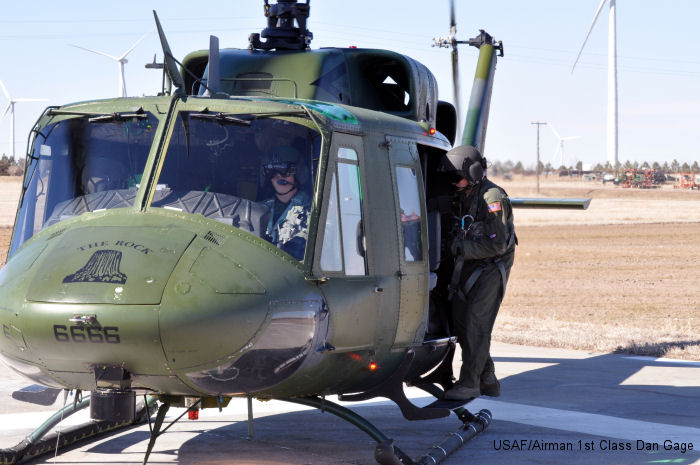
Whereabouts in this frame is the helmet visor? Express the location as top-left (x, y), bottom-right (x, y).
top-left (445, 170), bottom-right (465, 185)
top-left (263, 161), bottom-right (297, 178)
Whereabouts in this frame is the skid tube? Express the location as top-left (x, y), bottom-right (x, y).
top-left (281, 395), bottom-right (492, 465)
top-left (0, 393), bottom-right (156, 465)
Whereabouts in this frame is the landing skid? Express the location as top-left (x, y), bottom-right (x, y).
top-left (138, 392), bottom-right (490, 465)
top-left (283, 395), bottom-right (491, 465)
top-left (1, 390), bottom-right (490, 465)
top-left (0, 393), bottom-right (155, 465)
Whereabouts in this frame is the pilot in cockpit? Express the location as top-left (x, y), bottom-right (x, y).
top-left (80, 157), bottom-right (128, 194)
top-left (260, 146), bottom-right (311, 261)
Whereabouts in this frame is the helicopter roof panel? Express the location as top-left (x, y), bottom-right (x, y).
top-left (184, 47), bottom-right (439, 126)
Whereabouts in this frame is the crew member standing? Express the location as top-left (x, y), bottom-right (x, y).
top-left (438, 145), bottom-right (517, 401)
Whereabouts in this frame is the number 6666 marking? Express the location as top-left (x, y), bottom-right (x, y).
top-left (53, 325), bottom-right (120, 344)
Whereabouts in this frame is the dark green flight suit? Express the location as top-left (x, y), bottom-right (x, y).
top-left (448, 177), bottom-right (516, 389)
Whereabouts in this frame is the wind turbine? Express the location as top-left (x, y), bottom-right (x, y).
top-left (572, 0), bottom-right (619, 167)
top-left (70, 35), bottom-right (147, 97)
top-left (0, 80), bottom-right (47, 161)
top-left (549, 124), bottom-right (581, 168)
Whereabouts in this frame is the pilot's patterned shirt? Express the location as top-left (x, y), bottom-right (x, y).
top-left (263, 190), bottom-right (311, 261)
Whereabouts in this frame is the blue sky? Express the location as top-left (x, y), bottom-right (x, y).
top-left (0, 1), bottom-right (698, 168)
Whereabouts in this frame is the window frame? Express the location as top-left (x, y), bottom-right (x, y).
top-left (394, 163), bottom-right (425, 264)
top-left (315, 136), bottom-right (369, 277)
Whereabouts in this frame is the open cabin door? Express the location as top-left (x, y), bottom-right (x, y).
top-left (387, 137), bottom-right (429, 348)
top-left (312, 133), bottom-right (380, 352)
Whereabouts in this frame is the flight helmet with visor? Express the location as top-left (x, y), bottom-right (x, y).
top-left (439, 145), bottom-right (486, 188)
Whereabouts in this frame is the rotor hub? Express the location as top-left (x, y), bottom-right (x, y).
top-left (249, 0), bottom-right (313, 51)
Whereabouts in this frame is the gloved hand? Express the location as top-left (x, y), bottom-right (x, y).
top-left (468, 221), bottom-right (486, 239)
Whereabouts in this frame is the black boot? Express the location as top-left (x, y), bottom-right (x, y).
top-left (480, 372), bottom-right (500, 397)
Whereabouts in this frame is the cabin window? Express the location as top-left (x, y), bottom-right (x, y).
top-left (320, 173), bottom-right (342, 271)
top-left (320, 147), bottom-right (366, 275)
top-left (154, 111), bottom-right (321, 262)
top-left (347, 56), bottom-right (413, 115)
top-left (9, 112), bottom-right (159, 256)
top-left (395, 166), bottom-right (423, 262)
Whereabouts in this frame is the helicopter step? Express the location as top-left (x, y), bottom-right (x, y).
top-left (338, 349), bottom-right (451, 421)
top-left (424, 397), bottom-right (475, 410)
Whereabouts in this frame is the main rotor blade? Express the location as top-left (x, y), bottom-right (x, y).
top-left (14, 98), bottom-right (48, 103)
top-left (0, 80), bottom-right (9, 100)
top-left (449, 0), bottom-right (456, 30)
top-left (511, 197), bottom-right (591, 210)
top-left (572, 0), bottom-right (608, 73)
top-left (70, 44), bottom-right (120, 62)
top-left (119, 34), bottom-right (147, 61)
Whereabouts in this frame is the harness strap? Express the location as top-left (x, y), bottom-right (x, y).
top-left (495, 258), bottom-right (507, 298)
top-left (456, 265), bottom-right (484, 302)
top-left (447, 256), bottom-right (466, 302)
top-left (451, 256), bottom-right (508, 303)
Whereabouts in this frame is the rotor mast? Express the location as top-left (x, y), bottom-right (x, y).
top-left (249, 0), bottom-right (313, 51)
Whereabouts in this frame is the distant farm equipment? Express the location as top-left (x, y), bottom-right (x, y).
top-left (674, 173), bottom-right (700, 190)
top-left (620, 169), bottom-right (665, 188)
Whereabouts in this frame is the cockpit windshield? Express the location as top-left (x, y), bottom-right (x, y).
top-left (153, 111), bottom-right (321, 261)
top-left (9, 112), bottom-right (158, 256)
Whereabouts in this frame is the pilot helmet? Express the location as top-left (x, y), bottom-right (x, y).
top-left (82, 157), bottom-right (128, 193)
top-left (261, 146), bottom-right (307, 185)
top-left (439, 145), bottom-right (486, 185)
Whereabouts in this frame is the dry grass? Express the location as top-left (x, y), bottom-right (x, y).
top-left (0, 177), bottom-right (21, 229)
top-left (1, 176), bottom-right (699, 359)
top-left (0, 227), bottom-right (9, 268)
top-left (496, 175), bottom-right (700, 360)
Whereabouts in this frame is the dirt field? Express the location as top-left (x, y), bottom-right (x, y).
top-left (1, 176), bottom-right (699, 359)
top-left (497, 175), bottom-right (700, 360)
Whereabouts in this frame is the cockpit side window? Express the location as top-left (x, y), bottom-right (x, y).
top-left (153, 112), bottom-right (321, 262)
top-left (9, 113), bottom-right (158, 256)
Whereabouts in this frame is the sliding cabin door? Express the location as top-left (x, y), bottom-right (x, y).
top-left (313, 133), bottom-right (379, 352)
top-left (387, 138), bottom-right (429, 348)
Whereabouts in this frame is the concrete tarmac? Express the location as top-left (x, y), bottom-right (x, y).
top-left (1, 342), bottom-right (698, 465)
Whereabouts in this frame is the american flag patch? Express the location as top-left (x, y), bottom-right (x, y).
top-left (487, 201), bottom-right (502, 213)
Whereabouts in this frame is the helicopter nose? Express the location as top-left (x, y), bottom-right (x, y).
top-left (0, 218), bottom-right (326, 395)
top-left (0, 225), bottom-right (199, 387)
top-left (26, 225), bottom-right (195, 305)
top-left (156, 231), bottom-right (328, 396)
